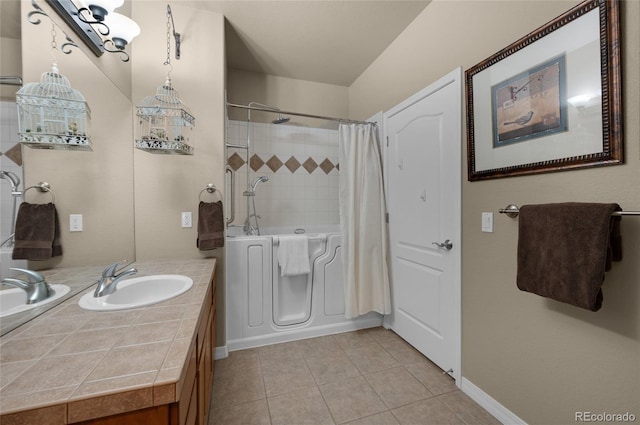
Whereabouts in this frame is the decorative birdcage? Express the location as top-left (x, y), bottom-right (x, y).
top-left (135, 79), bottom-right (195, 155)
top-left (16, 63), bottom-right (92, 151)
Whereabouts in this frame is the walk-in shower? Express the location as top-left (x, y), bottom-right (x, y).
top-left (223, 102), bottom-right (382, 354)
top-left (226, 101), bottom-right (287, 236)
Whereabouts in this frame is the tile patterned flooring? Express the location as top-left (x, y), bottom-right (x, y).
top-left (210, 327), bottom-right (500, 425)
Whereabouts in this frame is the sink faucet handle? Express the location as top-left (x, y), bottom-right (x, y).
top-left (9, 268), bottom-right (45, 284)
top-left (2, 277), bottom-right (29, 288)
top-left (102, 260), bottom-right (127, 277)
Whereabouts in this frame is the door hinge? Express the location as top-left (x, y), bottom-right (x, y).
top-left (386, 136), bottom-right (389, 147)
top-left (385, 213), bottom-right (389, 223)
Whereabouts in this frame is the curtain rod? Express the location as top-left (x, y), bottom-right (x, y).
top-left (226, 102), bottom-right (376, 126)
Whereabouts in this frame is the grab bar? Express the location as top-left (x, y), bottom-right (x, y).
top-left (226, 166), bottom-right (235, 225)
top-left (272, 234), bottom-right (327, 246)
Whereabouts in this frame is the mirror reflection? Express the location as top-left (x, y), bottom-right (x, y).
top-left (0, 0), bottom-right (135, 335)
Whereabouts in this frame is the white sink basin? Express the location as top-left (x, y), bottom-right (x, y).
top-left (0, 284), bottom-right (71, 318)
top-left (78, 275), bottom-right (193, 311)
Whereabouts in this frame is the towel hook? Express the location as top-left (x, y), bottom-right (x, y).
top-left (23, 181), bottom-right (55, 204)
top-left (199, 183), bottom-right (222, 202)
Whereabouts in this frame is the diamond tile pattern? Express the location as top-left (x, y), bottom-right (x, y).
top-left (266, 155), bottom-right (283, 172)
top-left (303, 157), bottom-right (318, 174)
top-left (319, 158), bottom-right (334, 175)
top-left (284, 156), bottom-right (301, 173)
top-left (4, 144), bottom-right (22, 166)
top-left (227, 153), bottom-right (339, 175)
top-left (227, 153), bottom-right (245, 171)
top-left (250, 154), bottom-right (265, 171)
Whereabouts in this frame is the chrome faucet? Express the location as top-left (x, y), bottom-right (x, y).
top-left (93, 260), bottom-right (137, 298)
top-left (1, 268), bottom-right (52, 304)
top-left (243, 213), bottom-right (262, 235)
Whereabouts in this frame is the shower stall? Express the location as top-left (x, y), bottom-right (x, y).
top-left (223, 103), bottom-right (382, 351)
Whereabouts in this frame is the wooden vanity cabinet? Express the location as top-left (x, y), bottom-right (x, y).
top-left (172, 273), bottom-right (217, 425)
top-left (75, 273), bottom-right (216, 425)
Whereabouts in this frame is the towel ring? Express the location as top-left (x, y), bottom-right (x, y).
top-left (23, 182), bottom-right (55, 204)
top-left (199, 183), bottom-right (222, 202)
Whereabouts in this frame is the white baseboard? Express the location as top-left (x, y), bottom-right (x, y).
top-left (460, 377), bottom-right (527, 425)
top-left (214, 345), bottom-right (228, 360)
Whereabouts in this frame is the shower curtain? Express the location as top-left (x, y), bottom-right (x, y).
top-left (339, 123), bottom-right (391, 319)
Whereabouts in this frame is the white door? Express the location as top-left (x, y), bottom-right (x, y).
top-left (383, 68), bottom-right (462, 382)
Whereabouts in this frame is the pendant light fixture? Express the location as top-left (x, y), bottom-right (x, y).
top-left (16, 23), bottom-right (92, 151)
top-left (43, 0), bottom-right (140, 62)
top-left (135, 5), bottom-right (194, 155)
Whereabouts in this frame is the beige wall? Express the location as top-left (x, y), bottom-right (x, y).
top-left (131, 2), bottom-right (226, 343)
top-left (349, 0), bottom-right (640, 423)
top-left (1, 37), bottom-right (21, 100)
top-left (227, 68), bottom-right (349, 129)
top-left (131, 2), bottom-right (225, 260)
top-left (20, 0), bottom-right (135, 269)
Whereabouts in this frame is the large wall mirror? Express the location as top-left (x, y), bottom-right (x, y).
top-left (0, 0), bottom-right (135, 335)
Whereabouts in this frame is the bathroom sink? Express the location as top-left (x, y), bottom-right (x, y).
top-left (0, 284), bottom-right (71, 318)
top-left (78, 275), bottom-right (193, 311)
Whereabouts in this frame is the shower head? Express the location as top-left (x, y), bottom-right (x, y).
top-left (0, 170), bottom-right (20, 191)
top-left (272, 114), bottom-right (290, 125)
top-left (250, 176), bottom-right (269, 192)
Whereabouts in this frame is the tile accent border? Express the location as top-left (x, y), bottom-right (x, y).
top-left (228, 152), bottom-right (339, 175)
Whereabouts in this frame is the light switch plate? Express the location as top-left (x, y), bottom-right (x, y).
top-left (70, 214), bottom-right (83, 232)
top-left (181, 212), bottom-right (192, 228)
top-left (482, 212), bottom-right (493, 233)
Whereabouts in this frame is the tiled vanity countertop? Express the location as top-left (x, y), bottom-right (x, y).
top-left (0, 258), bottom-right (216, 424)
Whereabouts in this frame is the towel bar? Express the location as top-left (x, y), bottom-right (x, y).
top-left (23, 182), bottom-right (55, 204)
top-left (498, 204), bottom-right (640, 218)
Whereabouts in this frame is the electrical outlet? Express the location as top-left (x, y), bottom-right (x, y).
top-left (481, 212), bottom-right (493, 233)
top-left (181, 212), bottom-right (192, 228)
top-left (70, 214), bottom-right (83, 232)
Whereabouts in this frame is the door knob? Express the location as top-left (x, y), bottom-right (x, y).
top-left (432, 239), bottom-right (453, 251)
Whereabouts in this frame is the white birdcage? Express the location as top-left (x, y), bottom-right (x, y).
top-left (135, 78), bottom-right (195, 155)
top-left (16, 63), bottom-right (92, 151)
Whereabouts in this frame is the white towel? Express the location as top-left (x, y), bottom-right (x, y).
top-left (277, 235), bottom-right (311, 277)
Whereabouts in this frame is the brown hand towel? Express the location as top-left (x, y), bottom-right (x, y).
top-left (12, 202), bottom-right (63, 260)
top-left (197, 201), bottom-right (224, 250)
top-left (516, 202), bottom-right (622, 311)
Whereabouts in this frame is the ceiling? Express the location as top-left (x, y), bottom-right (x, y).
top-left (1, 0), bottom-right (430, 87)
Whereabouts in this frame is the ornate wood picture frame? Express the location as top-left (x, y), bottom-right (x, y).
top-left (466, 0), bottom-right (622, 181)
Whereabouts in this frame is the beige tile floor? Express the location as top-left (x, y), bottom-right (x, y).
top-left (210, 327), bottom-right (500, 425)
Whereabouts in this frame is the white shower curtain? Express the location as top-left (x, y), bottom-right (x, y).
top-left (339, 123), bottom-right (391, 319)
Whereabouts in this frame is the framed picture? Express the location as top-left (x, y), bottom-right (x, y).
top-left (466, 0), bottom-right (622, 181)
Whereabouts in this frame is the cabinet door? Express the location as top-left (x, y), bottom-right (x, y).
top-left (198, 310), bottom-right (214, 425)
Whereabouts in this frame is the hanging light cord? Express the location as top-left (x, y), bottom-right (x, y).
top-left (50, 22), bottom-right (59, 70)
top-left (164, 6), bottom-right (173, 86)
